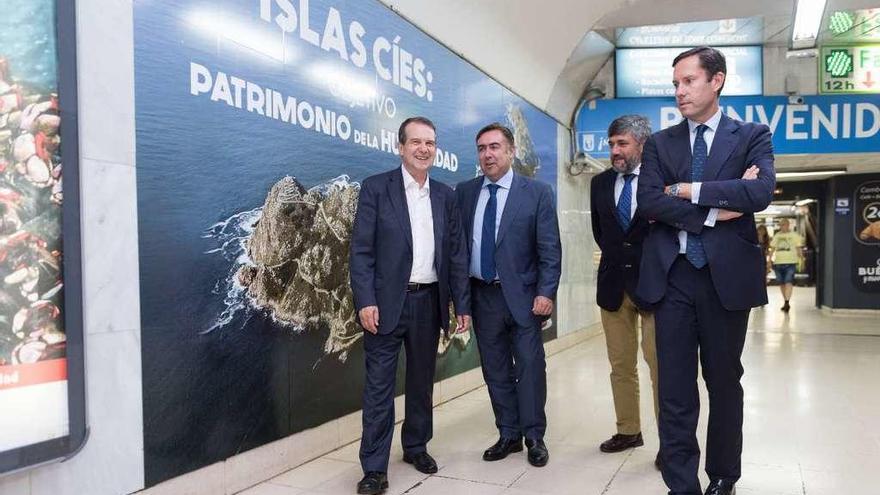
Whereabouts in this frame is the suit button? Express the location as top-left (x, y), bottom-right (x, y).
top-left (623, 242), bottom-right (632, 248)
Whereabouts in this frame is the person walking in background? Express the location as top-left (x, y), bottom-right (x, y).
top-left (769, 218), bottom-right (804, 313)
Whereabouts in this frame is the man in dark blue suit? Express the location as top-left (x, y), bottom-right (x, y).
top-left (349, 116), bottom-right (471, 494)
top-left (456, 123), bottom-right (561, 468)
top-left (636, 47), bottom-right (775, 495)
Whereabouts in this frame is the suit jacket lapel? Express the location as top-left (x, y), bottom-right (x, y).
top-left (429, 181), bottom-right (444, 266)
top-left (386, 170), bottom-right (413, 251)
top-left (496, 173), bottom-right (524, 246)
top-left (670, 119), bottom-right (693, 182)
top-left (466, 178), bottom-right (481, 249)
top-left (604, 171), bottom-right (627, 234)
top-left (704, 115), bottom-right (738, 181)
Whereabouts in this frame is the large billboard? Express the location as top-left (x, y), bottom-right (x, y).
top-left (0, 0), bottom-right (86, 475)
top-left (134, 0), bottom-right (559, 486)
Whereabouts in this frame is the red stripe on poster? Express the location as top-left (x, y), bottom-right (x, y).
top-left (0, 359), bottom-right (67, 390)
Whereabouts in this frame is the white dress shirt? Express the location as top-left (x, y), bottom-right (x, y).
top-left (678, 108), bottom-right (722, 253)
top-left (469, 167), bottom-right (514, 280)
top-left (401, 165), bottom-right (437, 283)
top-left (614, 164), bottom-right (640, 219)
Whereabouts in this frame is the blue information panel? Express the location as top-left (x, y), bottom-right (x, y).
top-left (615, 46), bottom-right (763, 98)
top-left (576, 95), bottom-right (880, 158)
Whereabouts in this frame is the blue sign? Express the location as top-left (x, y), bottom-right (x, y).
top-left (615, 46), bottom-right (763, 98)
top-left (615, 17), bottom-right (764, 47)
top-left (576, 95), bottom-right (880, 158)
top-left (135, 0), bottom-right (559, 486)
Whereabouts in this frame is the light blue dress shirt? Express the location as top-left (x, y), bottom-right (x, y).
top-left (678, 108), bottom-right (722, 253)
top-left (470, 167), bottom-right (514, 280)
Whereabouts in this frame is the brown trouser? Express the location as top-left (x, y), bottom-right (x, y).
top-left (600, 292), bottom-right (659, 435)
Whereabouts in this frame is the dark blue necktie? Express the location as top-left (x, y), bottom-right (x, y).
top-left (616, 174), bottom-right (635, 231)
top-left (686, 124), bottom-right (709, 268)
top-left (480, 184), bottom-right (500, 281)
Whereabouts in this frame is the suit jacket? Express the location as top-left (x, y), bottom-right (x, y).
top-left (636, 114), bottom-right (776, 310)
top-left (590, 168), bottom-right (651, 312)
top-left (456, 173), bottom-right (562, 327)
top-left (349, 168), bottom-right (470, 335)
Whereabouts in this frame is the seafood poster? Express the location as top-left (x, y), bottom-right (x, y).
top-left (134, 0), bottom-right (559, 485)
top-left (0, 0), bottom-right (68, 454)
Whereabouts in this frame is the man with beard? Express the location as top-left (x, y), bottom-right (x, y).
top-left (589, 115), bottom-right (660, 469)
top-left (350, 116), bottom-right (471, 494)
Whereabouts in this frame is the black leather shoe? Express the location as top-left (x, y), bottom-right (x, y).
top-left (599, 432), bottom-right (644, 453)
top-left (654, 452), bottom-right (661, 470)
top-left (357, 471), bottom-right (388, 495)
top-left (705, 479), bottom-right (736, 495)
top-left (403, 451), bottom-right (438, 474)
top-left (525, 438), bottom-right (549, 467)
top-left (482, 437), bottom-right (523, 461)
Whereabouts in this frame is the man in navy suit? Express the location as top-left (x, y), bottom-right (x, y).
top-left (636, 47), bottom-right (775, 495)
top-left (349, 116), bottom-right (471, 494)
top-left (590, 115), bottom-right (660, 469)
top-left (456, 123), bottom-right (561, 468)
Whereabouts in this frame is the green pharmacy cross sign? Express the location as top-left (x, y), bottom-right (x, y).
top-left (820, 45), bottom-right (880, 94)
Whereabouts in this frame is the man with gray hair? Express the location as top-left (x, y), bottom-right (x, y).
top-left (589, 114), bottom-right (660, 469)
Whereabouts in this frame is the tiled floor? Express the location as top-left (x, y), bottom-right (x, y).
top-left (238, 287), bottom-right (880, 495)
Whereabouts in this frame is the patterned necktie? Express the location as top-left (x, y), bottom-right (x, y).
top-left (616, 174), bottom-right (635, 231)
top-left (686, 124), bottom-right (709, 268)
top-left (480, 184), bottom-right (500, 280)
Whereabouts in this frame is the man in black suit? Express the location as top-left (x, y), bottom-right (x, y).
top-left (637, 47), bottom-right (775, 495)
top-left (590, 115), bottom-right (660, 468)
top-left (349, 116), bottom-right (471, 494)
top-left (456, 123), bottom-right (561, 468)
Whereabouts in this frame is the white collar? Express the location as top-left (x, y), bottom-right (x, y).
top-left (482, 166), bottom-right (514, 190)
top-left (401, 164), bottom-right (429, 191)
top-left (687, 107), bottom-right (723, 135)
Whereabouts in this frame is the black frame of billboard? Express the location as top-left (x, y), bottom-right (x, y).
top-left (0, 0), bottom-right (88, 476)
top-left (613, 46), bottom-right (765, 99)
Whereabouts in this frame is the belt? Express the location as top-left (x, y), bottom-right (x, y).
top-left (470, 277), bottom-right (501, 288)
top-left (406, 282), bottom-right (437, 292)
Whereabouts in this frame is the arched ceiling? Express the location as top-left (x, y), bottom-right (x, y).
top-left (378, 0), bottom-right (880, 126)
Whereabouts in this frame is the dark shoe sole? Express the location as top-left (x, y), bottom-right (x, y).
top-left (528, 455), bottom-right (549, 467)
top-left (357, 480), bottom-right (388, 495)
top-left (599, 437), bottom-right (644, 453)
top-left (482, 443), bottom-right (524, 461)
top-left (403, 455), bottom-right (438, 474)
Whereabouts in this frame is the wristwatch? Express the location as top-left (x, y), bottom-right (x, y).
top-left (667, 183), bottom-right (680, 197)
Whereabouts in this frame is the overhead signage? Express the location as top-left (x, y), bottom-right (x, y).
top-left (615, 17), bottom-right (764, 47)
top-left (820, 45), bottom-right (880, 94)
top-left (825, 9), bottom-right (880, 42)
top-left (615, 46), bottom-right (763, 98)
top-left (575, 95), bottom-right (880, 158)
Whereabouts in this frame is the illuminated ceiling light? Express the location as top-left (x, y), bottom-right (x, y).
top-left (791, 0), bottom-right (828, 49)
top-left (187, 10), bottom-right (286, 62)
top-left (777, 170), bottom-right (846, 179)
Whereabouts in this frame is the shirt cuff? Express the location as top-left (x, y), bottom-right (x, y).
top-left (691, 182), bottom-right (702, 204)
top-left (704, 207), bottom-right (719, 227)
